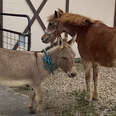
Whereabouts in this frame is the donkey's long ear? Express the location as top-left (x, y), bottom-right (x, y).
top-left (68, 34), bottom-right (77, 45)
top-left (59, 39), bottom-right (64, 48)
top-left (59, 39), bottom-right (69, 48)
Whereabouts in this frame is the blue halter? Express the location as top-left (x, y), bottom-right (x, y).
top-left (43, 49), bottom-right (55, 74)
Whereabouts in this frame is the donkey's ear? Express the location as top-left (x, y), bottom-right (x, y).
top-left (59, 39), bottom-right (64, 48)
top-left (68, 34), bottom-right (77, 45)
top-left (57, 37), bottom-right (62, 46)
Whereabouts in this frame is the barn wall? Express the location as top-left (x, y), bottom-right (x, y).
top-left (3, 0), bottom-right (115, 57)
top-left (70, 0), bottom-right (115, 26)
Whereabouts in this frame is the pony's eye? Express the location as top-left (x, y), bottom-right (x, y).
top-left (49, 22), bottom-right (57, 27)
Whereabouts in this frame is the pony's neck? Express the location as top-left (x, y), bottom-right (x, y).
top-left (63, 23), bottom-right (80, 36)
top-left (63, 21), bottom-right (92, 37)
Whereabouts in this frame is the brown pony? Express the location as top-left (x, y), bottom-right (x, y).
top-left (41, 9), bottom-right (116, 101)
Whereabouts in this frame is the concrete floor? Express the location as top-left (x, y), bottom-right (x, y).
top-left (0, 86), bottom-right (37, 116)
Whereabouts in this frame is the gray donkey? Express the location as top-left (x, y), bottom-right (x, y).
top-left (0, 36), bottom-right (76, 113)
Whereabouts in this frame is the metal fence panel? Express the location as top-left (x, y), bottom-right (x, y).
top-left (0, 13), bottom-right (31, 51)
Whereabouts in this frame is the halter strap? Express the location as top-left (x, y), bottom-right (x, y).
top-left (44, 29), bottom-right (56, 35)
top-left (43, 49), bottom-right (56, 74)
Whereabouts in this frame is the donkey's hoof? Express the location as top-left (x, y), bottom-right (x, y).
top-left (29, 110), bottom-right (36, 114)
top-left (68, 72), bottom-right (76, 78)
top-left (29, 106), bottom-right (36, 114)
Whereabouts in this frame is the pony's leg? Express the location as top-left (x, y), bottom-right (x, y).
top-left (92, 63), bottom-right (99, 100)
top-left (83, 60), bottom-right (92, 101)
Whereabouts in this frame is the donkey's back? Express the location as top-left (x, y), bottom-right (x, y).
top-left (0, 48), bottom-right (35, 86)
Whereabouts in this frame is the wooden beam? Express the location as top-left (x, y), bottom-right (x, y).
top-left (114, 0), bottom-right (116, 26)
top-left (0, 0), bottom-right (3, 48)
top-left (13, 0), bottom-right (47, 50)
top-left (25, 0), bottom-right (47, 32)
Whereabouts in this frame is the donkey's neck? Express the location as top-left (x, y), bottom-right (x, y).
top-left (47, 46), bottom-right (61, 66)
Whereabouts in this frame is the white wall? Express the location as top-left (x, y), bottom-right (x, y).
top-left (70, 0), bottom-right (115, 26)
top-left (70, 0), bottom-right (115, 57)
top-left (3, 0), bottom-right (115, 57)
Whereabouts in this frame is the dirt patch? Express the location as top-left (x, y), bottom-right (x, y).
top-left (13, 63), bottom-right (116, 116)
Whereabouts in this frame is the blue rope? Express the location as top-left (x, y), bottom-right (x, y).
top-left (43, 49), bottom-right (55, 74)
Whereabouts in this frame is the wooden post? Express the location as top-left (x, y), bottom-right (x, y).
top-left (114, 0), bottom-right (116, 26)
top-left (65, 0), bottom-right (69, 13)
top-left (65, 0), bottom-right (69, 39)
top-left (0, 0), bottom-right (3, 48)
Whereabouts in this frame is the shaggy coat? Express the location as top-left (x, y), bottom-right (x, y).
top-left (0, 40), bottom-right (75, 113)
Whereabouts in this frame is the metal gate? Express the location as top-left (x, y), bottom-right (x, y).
top-left (0, 13), bottom-right (31, 51)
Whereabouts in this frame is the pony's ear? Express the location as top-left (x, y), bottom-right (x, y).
top-left (68, 34), bottom-right (77, 45)
top-left (58, 8), bottom-right (64, 15)
top-left (54, 10), bottom-right (58, 18)
top-left (54, 9), bottom-right (64, 18)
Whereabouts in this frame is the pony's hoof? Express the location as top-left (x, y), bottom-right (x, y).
top-left (92, 93), bottom-right (99, 101)
top-left (37, 105), bottom-right (44, 113)
top-left (92, 97), bottom-right (98, 101)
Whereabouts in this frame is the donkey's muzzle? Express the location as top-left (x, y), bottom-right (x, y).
top-left (68, 72), bottom-right (76, 78)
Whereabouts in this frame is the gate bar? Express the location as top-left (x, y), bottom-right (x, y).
top-left (0, 0), bottom-right (3, 48)
top-left (0, 13), bottom-right (31, 51)
top-left (0, 13), bottom-right (30, 27)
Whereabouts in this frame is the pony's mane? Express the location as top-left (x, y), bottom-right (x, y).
top-left (48, 12), bottom-right (103, 26)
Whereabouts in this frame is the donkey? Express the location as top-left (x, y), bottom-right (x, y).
top-left (41, 9), bottom-right (116, 101)
top-left (0, 38), bottom-right (76, 113)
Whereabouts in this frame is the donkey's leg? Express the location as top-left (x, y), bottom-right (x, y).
top-left (83, 60), bottom-right (92, 101)
top-left (29, 90), bottom-right (36, 114)
top-left (34, 86), bottom-right (44, 113)
top-left (92, 63), bottom-right (99, 100)
top-left (29, 85), bottom-right (43, 113)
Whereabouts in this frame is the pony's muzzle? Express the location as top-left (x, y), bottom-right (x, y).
top-left (41, 35), bottom-right (49, 43)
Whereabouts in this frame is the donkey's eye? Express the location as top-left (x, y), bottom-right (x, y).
top-left (61, 57), bottom-right (67, 60)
